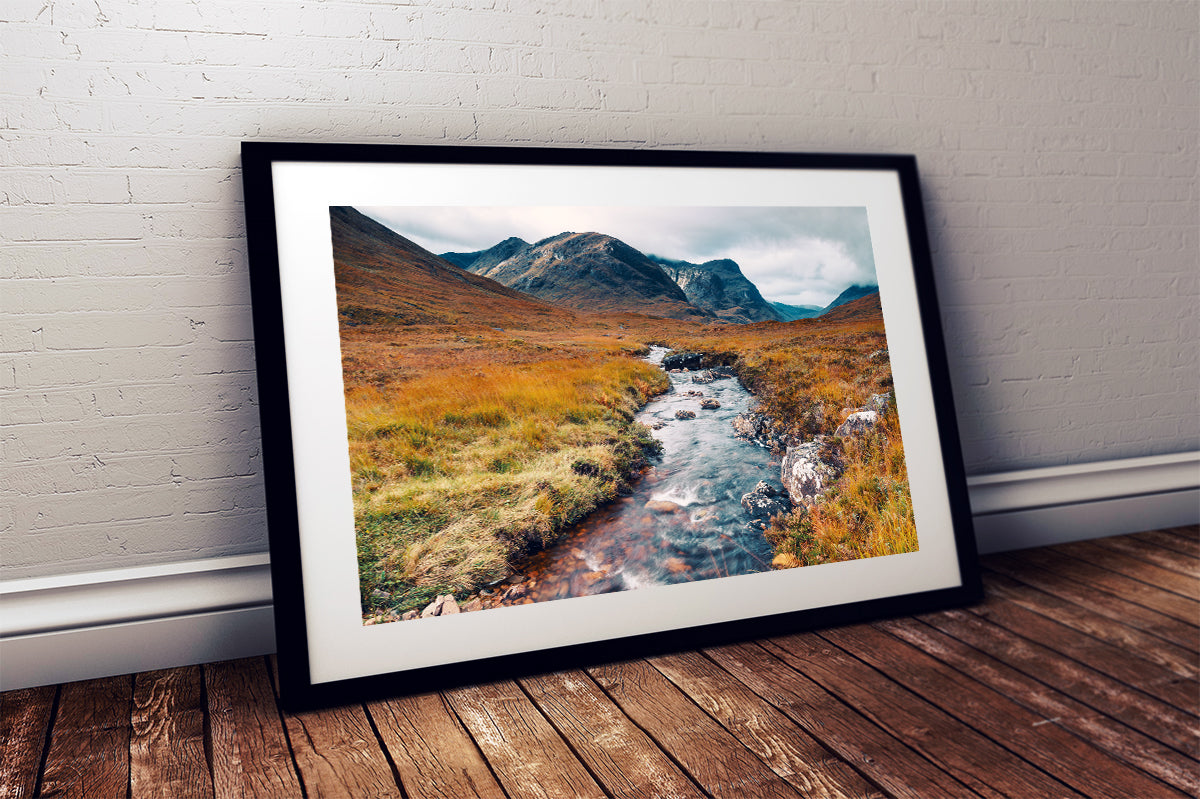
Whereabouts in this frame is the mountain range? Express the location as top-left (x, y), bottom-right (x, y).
top-left (441, 232), bottom-right (877, 325)
top-left (334, 207), bottom-right (879, 325)
top-left (452, 232), bottom-right (709, 321)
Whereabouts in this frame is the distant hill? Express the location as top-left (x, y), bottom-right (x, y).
top-left (330, 207), bottom-right (571, 329)
top-left (649, 255), bottom-right (781, 324)
top-left (770, 301), bottom-right (823, 321)
top-left (441, 237), bottom-right (530, 273)
top-left (463, 232), bottom-right (711, 321)
top-left (821, 284), bottom-right (878, 315)
top-left (818, 290), bottom-right (883, 325)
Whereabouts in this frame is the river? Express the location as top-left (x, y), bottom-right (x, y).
top-left (506, 346), bottom-right (781, 604)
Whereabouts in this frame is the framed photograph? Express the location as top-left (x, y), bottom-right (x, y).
top-left (242, 142), bottom-right (981, 707)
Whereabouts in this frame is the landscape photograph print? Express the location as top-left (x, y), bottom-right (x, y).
top-left (330, 204), bottom-right (915, 625)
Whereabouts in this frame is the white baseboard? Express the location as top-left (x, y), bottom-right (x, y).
top-left (2, 451), bottom-right (1197, 691)
top-left (967, 451), bottom-right (1199, 554)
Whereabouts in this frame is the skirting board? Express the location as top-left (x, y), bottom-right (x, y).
top-left (2, 451), bottom-right (1196, 691)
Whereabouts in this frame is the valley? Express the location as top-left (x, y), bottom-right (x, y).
top-left (329, 206), bottom-right (915, 623)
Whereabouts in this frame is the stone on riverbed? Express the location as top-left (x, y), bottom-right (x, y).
top-left (645, 499), bottom-right (683, 514)
top-left (675, 409), bottom-right (696, 420)
top-left (700, 398), bottom-right (721, 409)
top-left (420, 594), bottom-right (460, 618)
top-left (732, 411), bottom-right (789, 451)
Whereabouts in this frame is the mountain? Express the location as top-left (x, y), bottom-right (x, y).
top-left (329, 207), bottom-right (570, 329)
top-left (441, 237), bottom-right (530, 273)
top-left (818, 290), bottom-right (883, 325)
top-left (769, 301), bottom-right (823, 321)
top-left (649, 256), bottom-right (781, 324)
top-left (821, 284), bottom-right (878, 315)
top-left (464, 232), bottom-right (711, 321)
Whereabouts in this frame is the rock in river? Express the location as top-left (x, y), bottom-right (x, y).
top-left (700, 398), bottom-right (721, 410)
top-left (662, 351), bottom-right (703, 370)
top-left (675, 409), bottom-right (696, 420)
top-left (740, 480), bottom-right (792, 524)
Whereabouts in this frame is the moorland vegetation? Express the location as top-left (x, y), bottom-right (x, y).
top-left (331, 208), bottom-right (916, 619)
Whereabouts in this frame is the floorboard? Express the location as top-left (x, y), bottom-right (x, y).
top-left (365, 691), bottom-right (507, 799)
top-left (205, 658), bottom-right (304, 799)
top-left (129, 667), bottom-right (213, 799)
top-left (0, 685), bottom-right (55, 799)
top-left (3, 526), bottom-right (1197, 799)
top-left (519, 668), bottom-right (707, 799)
top-left (647, 649), bottom-right (885, 799)
top-left (37, 676), bottom-right (132, 799)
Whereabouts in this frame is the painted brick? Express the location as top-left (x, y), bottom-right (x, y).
top-left (1, 0), bottom-right (1196, 581)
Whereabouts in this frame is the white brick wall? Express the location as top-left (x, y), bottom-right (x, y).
top-left (2, 0), bottom-right (1197, 580)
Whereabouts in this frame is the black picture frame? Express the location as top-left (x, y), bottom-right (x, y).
top-left (241, 142), bottom-right (981, 709)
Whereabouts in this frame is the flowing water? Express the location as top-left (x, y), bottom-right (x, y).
top-left (507, 346), bottom-right (780, 604)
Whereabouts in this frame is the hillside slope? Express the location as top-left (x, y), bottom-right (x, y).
top-left (331, 207), bottom-right (571, 329)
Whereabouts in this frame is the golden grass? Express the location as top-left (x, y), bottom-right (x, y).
top-left (765, 395), bottom-right (917, 566)
top-left (349, 342), bottom-right (669, 613)
top-left (348, 303), bottom-right (916, 616)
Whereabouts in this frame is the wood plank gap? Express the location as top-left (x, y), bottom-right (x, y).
top-left (439, 691), bottom-right (513, 799)
top-left (581, 665), bottom-right (724, 799)
top-left (204, 658), bottom-right (305, 799)
top-left (985, 553), bottom-right (1200, 648)
top-left (130, 666), bottom-right (215, 799)
top-left (516, 669), bottom-right (703, 799)
top-left (969, 590), bottom-right (1200, 711)
top-left (37, 675), bottom-right (134, 799)
top-left (366, 691), bottom-right (509, 799)
top-left (918, 607), bottom-right (1200, 758)
top-left (767, 631), bottom-right (1085, 799)
top-left (1134, 527), bottom-right (1200, 558)
top-left (269, 657), bottom-right (402, 799)
top-left (821, 623), bottom-right (1191, 799)
top-left (1092, 534), bottom-right (1200, 577)
top-left (359, 702), bottom-right (411, 799)
top-left (982, 570), bottom-right (1199, 680)
top-left (646, 649), bottom-right (887, 799)
top-left (265, 656), bottom-right (312, 799)
top-left (0, 683), bottom-right (57, 799)
top-left (705, 641), bottom-right (985, 798)
top-left (877, 615), bottom-right (1200, 796)
top-left (587, 658), bottom-right (804, 799)
top-left (34, 685), bottom-right (61, 799)
top-left (510, 674), bottom-right (623, 799)
top-left (1051, 540), bottom-right (1200, 602)
top-left (1021, 547), bottom-right (1200, 623)
top-left (445, 680), bottom-right (607, 799)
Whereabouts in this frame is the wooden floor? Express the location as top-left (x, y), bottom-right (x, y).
top-left (3, 527), bottom-right (1198, 799)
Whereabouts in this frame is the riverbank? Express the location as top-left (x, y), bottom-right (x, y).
top-left (373, 345), bottom-right (782, 621)
top-left (358, 310), bottom-right (917, 623)
top-left (659, 320), bottom-right (918, 568)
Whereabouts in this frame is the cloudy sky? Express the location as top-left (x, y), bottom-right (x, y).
top-left (358, 205), bottom-right (877, 308)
